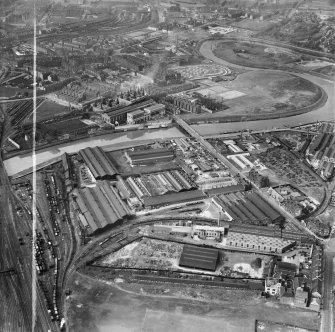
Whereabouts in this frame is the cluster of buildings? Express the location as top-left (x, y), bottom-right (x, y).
top-left (306, 122), bottom-right (335, 180)
top-left (152, 220), bottom-right (308, 255)
top-left (265, 245), bottom-right (323, 311)
top-left (120, 168), bottom-right (196, 209)
top-left (126, 103), bottom-right (166, 125)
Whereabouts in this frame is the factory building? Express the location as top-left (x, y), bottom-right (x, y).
top-left (127, 103), bottom-right (165, 124)
top-left (192, 225), bottom-right (226, 241)
top-left (105, 99), bottom-right (156, 125)
top-left (127, 148), bottom-right (175, 166)
top-left (246, 192), bottom-right (284, 224)
top-left (143, 190), bottom-right (206, 209)
top-left (179, 245), bottom-right (219, 271)
top-left (74, 182), bottom-right (130, 234)
top-left (79, 146), bottom-right (118, 180)
top-left (196, 176), bottom-right (236, 191)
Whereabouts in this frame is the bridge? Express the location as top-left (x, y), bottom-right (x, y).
top-left (173, 116), bottom-right (240, 175)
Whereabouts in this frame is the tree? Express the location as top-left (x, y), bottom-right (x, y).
top-left (260, 176), bottom-right (270, 188)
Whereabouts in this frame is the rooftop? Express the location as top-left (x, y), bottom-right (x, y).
top-left (179, 245), bottom-right (219, 271)
top-left (143, 190), bottom-right (206, 208)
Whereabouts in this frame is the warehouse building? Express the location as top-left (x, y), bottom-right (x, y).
top-left (127, 148), bottom-right (175, 166)
top-left (79, 146), bottom-right (118, 180)
top-left (143, 190), bottom-right (206, 209)
top-left (75, 182), bottom-right (130, 234)
top-left (179, 245), bottom-right (219, 271)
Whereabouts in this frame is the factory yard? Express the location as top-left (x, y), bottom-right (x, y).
top-left (182, 70), bottom-right (322, 121)
top-left (96, 238), bottom-right (271, 279)
top-left (213, 41), bottom-right (302, 69)
top-left (66, 272), bottom-right (319, 332)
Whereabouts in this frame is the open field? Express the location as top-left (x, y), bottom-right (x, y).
top-left (25, 100), bottom-right (69, 123)
top-left (66, 272), bottom-right (319, 332)
top-left (43, 118), bottom-right (90, 135)
top-left (182, 70), bottom-right (322, 121)
top-left (213, 41), bottom-right (301, 69)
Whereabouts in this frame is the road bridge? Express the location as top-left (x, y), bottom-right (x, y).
top-left (173, 115), bottom-right (240, 175)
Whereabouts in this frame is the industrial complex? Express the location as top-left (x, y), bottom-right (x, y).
top-left (0, 0), bottom-right (335, 331)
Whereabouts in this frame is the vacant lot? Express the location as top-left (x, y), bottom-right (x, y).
top-left (66, 272), bottom-right (319, 332)
top-left (97, 239), bottom-right (183, 270)
top-left (182, 70), bottom-right (322, 121)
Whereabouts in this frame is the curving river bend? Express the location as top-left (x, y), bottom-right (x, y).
top-left (193, 40), bottom-right (335, 135)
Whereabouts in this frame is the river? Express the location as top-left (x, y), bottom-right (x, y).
top-left (4, 41), bottom-right (335, 174)
top-left (193, 40), bottom-right (335, 136)
top-left (3, 127), bottom-right (185, 176)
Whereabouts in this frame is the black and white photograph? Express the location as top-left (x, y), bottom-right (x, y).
top-left (0, 0), bottom-right (334, 331)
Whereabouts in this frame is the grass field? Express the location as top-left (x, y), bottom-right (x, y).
top-left (66, 272), bottom-right (319, 332)
top-left (44, 118), bottom-right (89, 135)
top-left (33, 100), bottom-right (69, 122)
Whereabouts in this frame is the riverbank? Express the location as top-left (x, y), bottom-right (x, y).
top-left (4, 127), bottom-right (185, 176)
